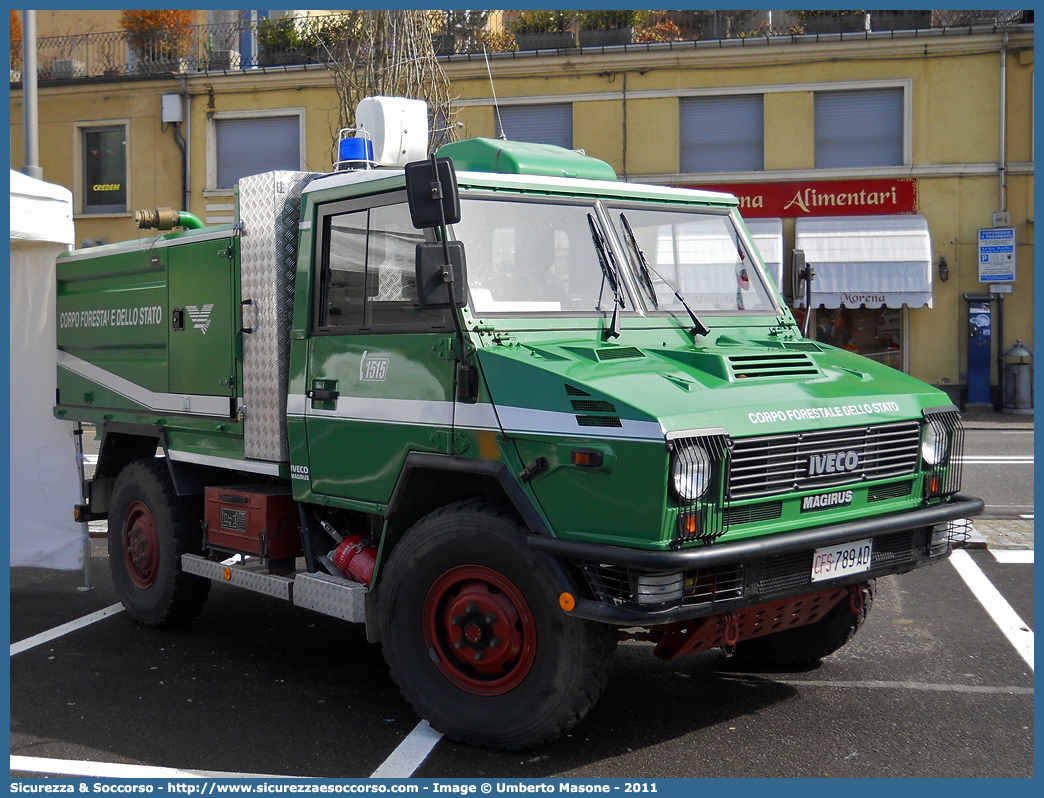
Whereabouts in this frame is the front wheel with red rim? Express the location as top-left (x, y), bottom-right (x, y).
top-left (424, 565), bottom-right (537, 696)
top-left (378, 499), bottom-right (617, 751)
top-left (107, 459), bottom-right (210, 627)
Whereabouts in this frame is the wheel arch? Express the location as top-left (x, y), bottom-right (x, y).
top-left (92, 422), bottom-right (245, 518)
top-left (376, 453), bottom-right (554, 584)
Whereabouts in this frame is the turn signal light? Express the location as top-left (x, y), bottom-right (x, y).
top-left (73, 505), bottom-right (89, 523)
top-left (926, 474), bottom-right (943, 495)
top-left (679, 512), bottom-right (701, 536)
top-left (570, 450), bottom-right (603, 467)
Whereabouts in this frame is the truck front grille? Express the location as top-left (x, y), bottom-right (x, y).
top-left (729, 420), bottom-right (921, 499)
top-left (580, 562), bottom-right (744, 609)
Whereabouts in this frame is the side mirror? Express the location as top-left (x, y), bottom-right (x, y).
top-left (790, 248), bottom-right (806, 303)
top-left (416, 241), bottom-right (467, 308)
top-left (404, 156), bottom-right (460, 229)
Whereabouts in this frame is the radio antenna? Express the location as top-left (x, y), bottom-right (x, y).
top-left (483, 44), bottom-right (507, 140)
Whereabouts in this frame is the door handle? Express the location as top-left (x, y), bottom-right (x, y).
top-left (307, 389), bottom-right (339, 401)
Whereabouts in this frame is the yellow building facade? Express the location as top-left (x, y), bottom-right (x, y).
top-left (10, 26), bottom-right (1033, 406)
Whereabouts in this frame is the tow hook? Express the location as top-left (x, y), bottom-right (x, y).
top-left (849, 583), bottom-right (866, 614)
top-left (721, 611), bottom-right (740, 656)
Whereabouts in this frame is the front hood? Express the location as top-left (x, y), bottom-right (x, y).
top-left (478, 333), bottom-right (947, 441)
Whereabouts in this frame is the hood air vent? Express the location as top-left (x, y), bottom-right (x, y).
top-left (565, 385), bottom-right (621, 428)
top-left (595, 346), bottom-right (645, 361)
top-left (571, 399), bottom-right (617, 413)
top-left (576, 415), bottom-right (623, 428)
top-left (727, 353), bottom-right (819, 379)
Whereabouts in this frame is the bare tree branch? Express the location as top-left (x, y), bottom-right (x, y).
top-left (324, 10), bottom-right (458, 166)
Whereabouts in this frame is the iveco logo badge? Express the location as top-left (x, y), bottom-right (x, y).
top-left (809, 450), bottom-right (860, 477)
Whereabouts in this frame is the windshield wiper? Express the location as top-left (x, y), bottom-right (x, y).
top-left (587, 213), bottom-right (623, 340)
top-left (619, 212), bottom-right (710, 338)
top-left (618, 213), bottom-right (658, 308)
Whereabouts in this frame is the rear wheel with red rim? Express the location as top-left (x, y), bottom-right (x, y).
top-left (107, 459), bottom-right (210, 627)
top-left (121, 501), bottom-right (160, 589)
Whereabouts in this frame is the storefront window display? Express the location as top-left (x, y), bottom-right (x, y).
top-left (813, 306), bottom-right (902, 370)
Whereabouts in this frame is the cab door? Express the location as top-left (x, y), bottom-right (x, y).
top-left (303, 193), bottom-right (455, 505)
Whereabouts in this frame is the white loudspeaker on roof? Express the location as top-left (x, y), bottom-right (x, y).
top-left (355, 96), bottom-right (428, 168)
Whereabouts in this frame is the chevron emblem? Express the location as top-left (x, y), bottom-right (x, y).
top-left (186, 304), bottom-right (215, 335)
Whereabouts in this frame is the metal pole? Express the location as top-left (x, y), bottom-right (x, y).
top-left (21, 10), bottom-right (43, 180)
top-left (995, 293), bottom-right (1004, 411)
top-left (73, 423), bottom-right (93, 591)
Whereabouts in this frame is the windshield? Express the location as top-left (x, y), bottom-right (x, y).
top-left (451, 197), bottom-right (629, 315)
top-left (611, 207), bottom-right (777, 314)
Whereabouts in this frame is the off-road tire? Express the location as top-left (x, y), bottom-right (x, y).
top-left (377, 498), bottom-right (617, 750)
top-left (734, 581), bottom-right (874, 668)
top-left (107, 458), bottom-right (210, 627)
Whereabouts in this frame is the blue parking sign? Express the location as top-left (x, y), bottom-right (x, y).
top-left (978, 227), bottom-right (1016, 282)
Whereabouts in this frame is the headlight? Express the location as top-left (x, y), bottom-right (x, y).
top-left (921, 419), bottom-right (950, 466)
top-left (672, 444), bottom-right (713, 501)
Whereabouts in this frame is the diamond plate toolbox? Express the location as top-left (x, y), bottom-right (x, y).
top-left (238, 171), bottom-right (318, 461)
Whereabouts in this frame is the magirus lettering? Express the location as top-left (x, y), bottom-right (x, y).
top-left (801, 489), bottom-right (854, 512)
top-left (809, 450), bottom-right (860, 477)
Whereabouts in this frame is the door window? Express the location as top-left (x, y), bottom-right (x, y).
top-left (318, 200), bottom-right (448, 331)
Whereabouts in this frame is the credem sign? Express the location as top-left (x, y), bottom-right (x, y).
top-left (690, 178), bottom-right (918, 218)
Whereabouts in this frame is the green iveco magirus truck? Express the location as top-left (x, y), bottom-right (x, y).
top-left (54, 98), bottom-right (982, 750)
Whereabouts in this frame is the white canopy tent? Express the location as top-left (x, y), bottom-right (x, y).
top-left (10, 169), bottom-right (84, 570)
top-left (794, 215), bottom-right (933, 308)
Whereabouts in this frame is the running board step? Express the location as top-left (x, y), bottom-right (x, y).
top-left (182, 554), bottom-right (294, 600)
top-left (294, 572), bottom-right (367, 623)
top-left (181, 555), bottom-right (368, 623)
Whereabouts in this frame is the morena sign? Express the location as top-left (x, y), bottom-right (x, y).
top-left (691, 178), bottom-right (917, 218)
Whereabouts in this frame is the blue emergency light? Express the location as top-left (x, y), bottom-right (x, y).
top-left (334, 131), bottom-right (375, 172)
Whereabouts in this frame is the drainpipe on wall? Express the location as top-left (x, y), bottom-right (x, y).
top-left (999, 32), bottom-right (1008, 214)
top-left (995, 32), bottom-right (1009, 409)
top-left (21, 9), bottom-right (42, 180)
top-left (181, 76), bottom-right (192, 214)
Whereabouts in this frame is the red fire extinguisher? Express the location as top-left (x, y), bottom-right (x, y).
top-left (331, 534), bottom-right (377, 584)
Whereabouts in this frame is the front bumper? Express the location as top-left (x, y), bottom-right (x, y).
top-left (528, 493), bottom-right (984, 625)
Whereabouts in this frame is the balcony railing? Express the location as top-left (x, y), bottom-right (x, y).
top-left (10, 10), bottom-right (1033, 83)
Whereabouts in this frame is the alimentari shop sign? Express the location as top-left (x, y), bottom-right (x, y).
top-left (691, 178), bottom-right (917, 218)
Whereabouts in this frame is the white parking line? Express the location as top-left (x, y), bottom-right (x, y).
top-left (10, 723), bottom-right (443, 780)
top-left (949, 549), bottom-right (1034, 671)
top-left (992, 550), bottom-right (1034, 564)
top-left (369, 720), bottom-right (443, 778)
top-left (10, 603), bottom-right (124, 657)
top-left (741, 679), bottom-right (1033, 695)
top-left (9, 755), bottom-right (294, 779)
top-left (958, 457), bottom-right (1034, 464)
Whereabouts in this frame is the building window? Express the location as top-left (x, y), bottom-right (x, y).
top-left (495, 104), bottom-right (572, 149)
top-left (214, 113), bottom-right (303, 190)
top-left (82, 125), bottom-right (127, 214)
top-left (815, 88), bottom-right (903, 168)
top-left (680, 95), bottom-right (764, 173)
